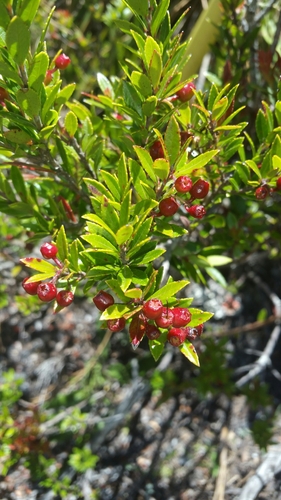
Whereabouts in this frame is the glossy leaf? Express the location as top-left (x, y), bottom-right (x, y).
top-left (116, 225), bottom-right (134, 246)
top-left (28, 51), bottom-right (49, 91)
top-left (180, 341), bottom-right (200, 366)
top-left (65, 111), bottom-right (78, 137)
top-left (134, 146), bottom-right (157, 181)
top-left (20, 258), bottom-right (57, 273)
top-left (175, 150), bottom-right (219, 176)
top-left (16, 88), bottom-right (40, 117)
top-left (18, 0), bottom-right (41, 24)
top-left (131, 71), bottom-right (152, 98)
top-left (165, 116), bottom-right (180, 165)
top-left (149, 280), bottom-right (189, 301)
top-left (149, 339), bottom-right (165, 362)
top-left (188, 308), bottom-right (214, 327)
top-left (6, 16), bottom-right (30, 64)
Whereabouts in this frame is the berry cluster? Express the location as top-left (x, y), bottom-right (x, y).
top-left (22, 243), bottom-right (74, 308)
top-left (158, 177), bottom-right (210, 219)
top-left (93, 293), bottom-right (203, 348)
top-left (44, 53), bottom-right (71, 85)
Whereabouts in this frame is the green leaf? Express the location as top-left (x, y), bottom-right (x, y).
top-left (116, 225), bottom-right (134, 246)
top-left (16, 88), bottom-right (40, 117)
top-left (255, 109), bottom-right (268, 142)
top-left (123, 81), bottom-right (143, 117)
top-left (0, 61), bottom-right (22, 85)
top-left (10, 165), bottom-right (27, 202)
top-left (149, 280), bottom-right (189, 301)
top-left (18, 0), bottom-right (40, 24)
top-left (119, 191), bottom-right (131, 226)
top-left (151, 0), bottom-right (170, 36)
top-left (82, 214), bottom-right (116, 239)
top-left (188, 308), bottom-right (214, 327)
top-left (97, 72), bottom-right (114, 98)
top-left (0, 0), bottom-right (10, 29)
top-left (164, 116), bottom-right (180, 165)
top-left (148, 50), bottom-right (162, 90)
top-left (6, 16), bottom-right (30, 65)
top-left (65, 111), bottom-right (78, 137)
top-left (142, 96), bottom-right (157, 116)
top-left (56, 225), bottom-right (68, 262)
top-left (134, 146), bottom-right (157, 181)
top-left (132, 248), bottom-right (165, 265)
top-left (245, 160), bottom-right (262, 179)
top-left (55, 83), bottom-right (76, 106)
top-left (118, 154), bottom-right (129, 195)
top-left (176, 150), bottom-right (219, 176)
top-left (100, 303), bottom-right (135, 320)
top-left (99, 170), bottom-right (120, 201)
top-left (272, 155), bottom-right (281, 170)
top-left (144, 36), bottom-right (161, 67)
top-left (205, 267), bottom-right (227, 287)
top-left (131, 71), bottom-right (152, 98)
top-left (25, 272), bottom-right (55, 283)
top-left (82, 234), bottom-right (118, 255)
top-left (28, 51), bottom-right (49, 91)
top-left (153, 158), bottom-right (169, 180)
top-left (123, 0), bottom-right (148, 19)
top-left (275, 101), bottom-right (281, 126)
top-left (180, 341), bottom-right (200, 366)
top-left (4, 129), bottom-right (33, 145)
top-left (42, 81), bottom-right (62, 121)
top-left (206, 255), bottom-right (232, 267)
top-left (124, 288), bottom-right (142, 299)
top-left (20, 258), bottom-right (57, 274)
top-left (149, 339), bottom-right (165, 362)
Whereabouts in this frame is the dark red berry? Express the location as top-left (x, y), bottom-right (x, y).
top-left (56, 290), bottom-right (74, 307)
top-left (159, 197), bottom-right (179, 217)
top-left (175, 176), bottom-right (193, 193)
top-left (54, 53), bottom-right (71, 70)
top-left (172, 308), bottom-right (192, 328)
top-left (107, 317), bottom-right (126, 332)
top-left (186, 205), bottom-right (206, 219)
top-left (37, 282), bottom-right (57, 302)
top-left (0, 87), bottom-right (9, 101)
top-left (185, 324), bottom-right (204, 340)
top-left (40, 242), bottom-right (58, 259)
top-left (149, 140), bottom-right (165, 160)
top-left (180, 131), bottom-right (192, 146)
top-left (22, 277), bottom-right (41, 296)
top-left (93, 291), bottom-right (114, 311)
top-left (176, 82), bottom-right (196, 102)
top-left (189, 179), bottom-right (209, 199)
top-left (255, 185), bottom-right (269, 200)
top-left (155, 308), bottom-right (174, 328)
top-left (44, 69), bottom-right (55, 85)
top-left (129, 314), bottom-right (146, 348)
top-left (167, 328), bottom-right (188, 346)
top-left (145, 324), bottom-right (161, 340)
top-left (276, 177), bottom-right (281, 191)
top-left (143, 299), bottom-right (163, 320)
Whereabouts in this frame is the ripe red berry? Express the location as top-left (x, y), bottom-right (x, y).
top-left (129, 314), bottom-right (146, 348)
top-left (54, 53), bottom-right (71, 70)
top-left (185, 324), bottom-right (204, 340)
top-left (149, 140), bottom-right (165, 160)
top-left (175, 176), bottom-right (193, 193)
top-left (93, 291), bottom-right (114, 311)
top-left (172, 308), bottom-right (192, 327)
top-left (189, 179), bottom-right (209, 199)
top-left (159, 197), bottom-right (179, 217)
top-left (186, 205), bottom-right (206, 219)
top-left (145, 324), bottom-right (161, 340)
top-left (143, 299), bottom-right (164, 320)
top-left (44, 69), bottom-right (55, 85)
top-left (167, 328), bottom-right (188, 346)
top-left (276, 177), bottom-right (281, 191)
top-left (155, 308), bottom-right (174, 328)
top-left (176, 82), bottom-right (196, 102)
top-left (22, 277), bottom-right (41, 296)
top-left (40, 242), bottom-right (58, 259)
top-left (56, 290), bottom-right (74, 307)
top-left (37, 282), bottom-right (57, 302)
top-left (107, 317), bottom-right (126, 332)
top-left (255, 185), bottom-right (269, 200)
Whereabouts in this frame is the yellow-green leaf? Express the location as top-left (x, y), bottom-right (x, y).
top-left (180, 341), bottom-right (200, 366)
top-left (6, 16), bottom-right (30, 64)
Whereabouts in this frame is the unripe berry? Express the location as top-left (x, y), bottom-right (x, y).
top-left (107, 317), bottom-right (126, 332)
top-left (175, 176), bottom-right (193, 193)
top-left (149, 140), bottom-right (164, 160)
top-left (37, 282), bottom-right (57, 302)
top-left (54, 53), bottom-right (71, 70)
top-left (167, 328), bottom-right (188, 346)
top-left (93, 291), bottom-right (114, 311)
top-left (255, 185), bottom-right (269, 200)
top-left (159, 197), bottom-right (179, 217)
top-left (189, 179), bottom-right (209, 199)
top-left (44, 69), bottom-right (55, 85)
top-left (143, 299), bottom-right (163, 320)
top-left (185, 324), bottom-right (204, 340)
top-left (22, 277), bottom-right (42, 296)
top-left (145, 324), bottom-right (161, 340)
top-left (40, 242), bottom-right (58, 259)
top-left (276, 177), bottom-right (281, 191)
top-left (56, 290), bottom-right (74, 307)
top-left (186, 205), bottom-right (206, 219)
top-left (172, 307), bottom-right (192, 327)
top-left (176, 82), bottom-right (196, 102)
top-left (155, 308), bottom-right (174, 328)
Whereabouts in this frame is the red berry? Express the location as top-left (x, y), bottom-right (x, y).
top-left (22, 277), bottom-right (42, 296)
top-left (189, 179), bottom-right (209, 199)
top-left (175, 176), bottom-right (193, 193)
top-left (93, 291), bottom-right (114, 311)
top-left (0, 87), bottom-right (9, 101)
top-left (176, 82), bottom-right (196, 102)
top-left (56, 290), bottom-right (74, 307)
top-left (129, 314), bottom-right (146, 348)
top-left (167, 328), bottom-right (188, 346)
top-left (143, 299), bottom-right (164, 320)
top-left (37, 282), bottom-right (57, 302)
top-left (145, 323), bottom-right (161, 340)
top-left (155, 308), bottom-right (174, 328)
top-left (180, 131), bottom-right (192, 146)
top-left (276, 177), bottom-right (281, 191)
top-left (159, 197), bottom-right (179, 217)
top-left (107, 317), bottom-right (126, 332)
top-left (185, 324), bottom-right (204, 340)
top-left (255, 185), bottom-right (269, 200)
top-left (186, 205), bottom-right (206, 219)
top-left (172, 307), bottom-right (192, 327)
top-left (44, 69), bottom-right (55, 85)
top-left (149, 140), bottom-right (165, 160)
top-left (40, 242), bottom-right (58, 259)
top-left (54, 53), bottom-right (71, 70)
